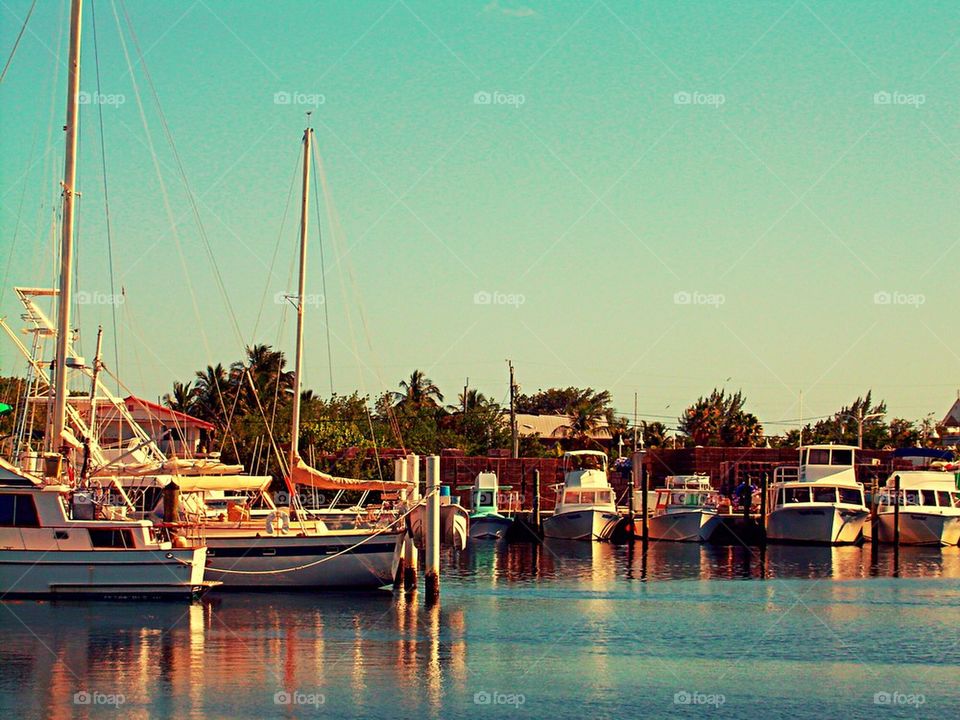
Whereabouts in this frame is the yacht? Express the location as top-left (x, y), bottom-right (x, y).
top-left (0, 458), bottom-right (212, 599)
top-left (465, 472), bottom-right (513, 539)
top-left (766, 445), bottom-right (869, 545)
top-left (873, 450), bottom-right (960, 546)
top-left (647, 475), bottom-right (723, 542)
top-left (543, 451), bottom-right (619, 541)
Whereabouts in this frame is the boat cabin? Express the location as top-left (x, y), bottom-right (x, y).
top-left (655, 475), bottom-right (719, 514)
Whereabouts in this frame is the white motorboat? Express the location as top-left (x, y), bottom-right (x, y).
top-left (647, 475), bottom-right (723, 542)
top-left (766, 445), bottom-right (869, 545)
top-left (465, 472), bottom-right (513, 539)
top-left (0, 459), bottom-right (212, 599)
top-left (873, 456), bottom-right (960, 546)
top-left (543, 451), bottom-right (619, 541)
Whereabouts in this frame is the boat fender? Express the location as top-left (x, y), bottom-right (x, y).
top-left (266, 510), bottom-right (291, 535)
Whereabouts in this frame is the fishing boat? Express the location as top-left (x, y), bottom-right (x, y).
top-left (543, 451), bottom-right (619, 541)
top-left (647, 475), bottom-right (723, 542)
top-left (872, 449), bottom-right (960, 546)
top-left (0, 0), bottom-right (215, 600)
top-left (465, 472), bottom-right (513, 539)
top-left (766, 445), bottom-right (869, 545)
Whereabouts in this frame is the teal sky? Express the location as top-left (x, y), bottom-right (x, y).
top-left (1, 0), bottom-right (958, 434)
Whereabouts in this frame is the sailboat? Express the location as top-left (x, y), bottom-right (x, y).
top-left (0, 0), bottom-right (213, 599)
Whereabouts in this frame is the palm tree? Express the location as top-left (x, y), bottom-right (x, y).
top-left (562, 396), bottom-right (608, 448)
top-left (393, 370), bottom-right (444, 410)
top-left (193, 363), bottom-right (232, 427)
top-left (163, 380), bottom-right (196, 415)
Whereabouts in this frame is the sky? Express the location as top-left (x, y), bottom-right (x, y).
top-left (0, 0), bottom-right (958, 435)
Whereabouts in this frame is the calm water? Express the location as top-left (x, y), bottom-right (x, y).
top-left (2, 542), bottom-right (959, 719)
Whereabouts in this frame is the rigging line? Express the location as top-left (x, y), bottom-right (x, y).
top-left (309, 140), bottom-right (335, 397)
top-left (0, 0), bottom-right (37, 84)
top-left (90, 0), bottom-right (121, 392)
top-left (118, 0), bottom-right (246, 353)
top-left (109, 1), bottom-right (234, 435)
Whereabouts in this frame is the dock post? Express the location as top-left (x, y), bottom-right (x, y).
top-left (626, 465), bottom-right (636, 539)
top-left (869, 478), bottom-right (880, 565)
top-left (404, 455), bottom-right (419, 592)
top-left (425, 455), bottom-right (441, 603)
top-left (531, 469), bottom-right (541, 532)
top-left (893, 473), bottom-right (900, 576)
top-left (393, 459), bottom-right (409, 588)
top-left (635, 452), bottom-right (649, 542)
top-left (759, 473), bottom-right (768, 544)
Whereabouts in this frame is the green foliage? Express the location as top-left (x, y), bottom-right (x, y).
top-left (678, 389), bottom-right (764, 447)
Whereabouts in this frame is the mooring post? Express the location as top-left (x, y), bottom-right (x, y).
top-left (870, 478), bottom-right (880, 563)
top-left (637, 452), bottom-right (649, 542)
top-left (759, 473), bottom-right (768, 545)
top-left (627, 463), bottom-right (636, 539)
top-left (893, 473), bottom-right (901, 575)
top-left (425, 455), bottom-right (441, 603)
top-left (393, 459), bottom-right (408, 588)
top-left (532, 469), bottom-right (541, 531)
top-left (404, 455), bottom-right (420, 592)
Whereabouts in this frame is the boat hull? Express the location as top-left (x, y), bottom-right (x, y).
top-left (876, 512), bottom-right (960, 546)
top-left (0, 547), bottom-right (210, 599)
top-left (469, 514), bottom-right (513, 540)
top-left (201, 531), bottom-right (402, 589)
top-left (543, 509), bottom-right (619, 541)
top-left (648, 510), bottom-right (723, 542)
top-left (766, 505), bottom-right (867, 545)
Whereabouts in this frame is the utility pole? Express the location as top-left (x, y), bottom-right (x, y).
top-left (633, 392), bottom-right (638, 453)
top-left (508, 360), bottom-right (518, 458)
top-left (463, 377), bottom-right (468, 415)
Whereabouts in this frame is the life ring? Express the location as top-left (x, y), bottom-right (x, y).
top-left (266, 510), bottom-right (291, 534)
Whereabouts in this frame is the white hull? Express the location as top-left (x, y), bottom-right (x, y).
top-left (767, 505), bottom-right (867, 545)
top-left (543, 508), bottom-right (619, 541)
top-left (0, 547), bottom-right (209, 599)
top-left (202, 531), bottom-right (402, 589)
top-left (876, 512), bottom-right (960, 546)
top-left (648, 510), bottom-right (723, 542)
top-left (469, 515), bottom-right (513, 539)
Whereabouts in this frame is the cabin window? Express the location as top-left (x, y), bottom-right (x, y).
top-left (0, 494), bottom-right (40, 528)
top-left (478, 491), bottom-right (494, 506)
top-left (89, 529), bottom-right (135, 549)
top-left (784, 488), bottom-right (810, 504)
top-left (831, 449), bottom-right (853, 466)
top-left (813, 487), bottom-right (837, 503)
top-left (838, 488), bottom-right (862, 505)
top-left (564, 491), bottom-right (580, 504)
top-left (920, 490), bottom-right (936, 507)
top-left (596, 490), bottom-right (612, 504)
top-left (937, 491), bottom-right (951, 508)
top-left (807, 449), bottom-right (830, 465)
top-left (904, 491), bottom-right (920, 506)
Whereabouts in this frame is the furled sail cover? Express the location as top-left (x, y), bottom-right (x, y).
top-left (290, 456), bottom-right (412, 492)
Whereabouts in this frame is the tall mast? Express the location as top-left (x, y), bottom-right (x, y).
top-left (51, 0), bottom-right (84, 456)
top-left (288, 125), bottom-right (312, 479)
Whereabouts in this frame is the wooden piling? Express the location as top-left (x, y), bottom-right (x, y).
top-left (759, 473), bottom-right (768, 544)
top-left (893, 473), bottom-right (900, 575)
top-left (637, 452), bottom-right (649, 542)
top-left (425, 455), bottom-right (441, 603)
top-left (531, 469), bottom-right (541, 532)
top-left (404, 455), bottom-right (420, 592)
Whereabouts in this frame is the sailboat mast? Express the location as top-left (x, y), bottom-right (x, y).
top-left (288, 126), bottom-right (312, 479)
top-left (51, 0), bottom-right (83, 456)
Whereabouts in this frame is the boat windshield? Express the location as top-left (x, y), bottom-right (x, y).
top-left (838, 487), bottom-right (862, 505)
top-left (564, 489), bottom-right (612, 505)
top-left (782, 487), bottom-right (810, 504)
top-left (667, 491), bottom-right (716, 508)
top-left (937, 491), bottom-right (952, 508)
top-left (812, 487), bottom-right (837, 503)
top-left (806, 448), bottom-right (853, 465)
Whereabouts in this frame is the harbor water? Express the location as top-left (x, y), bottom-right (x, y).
top-left (1, 542), bottom-right (958, 719)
